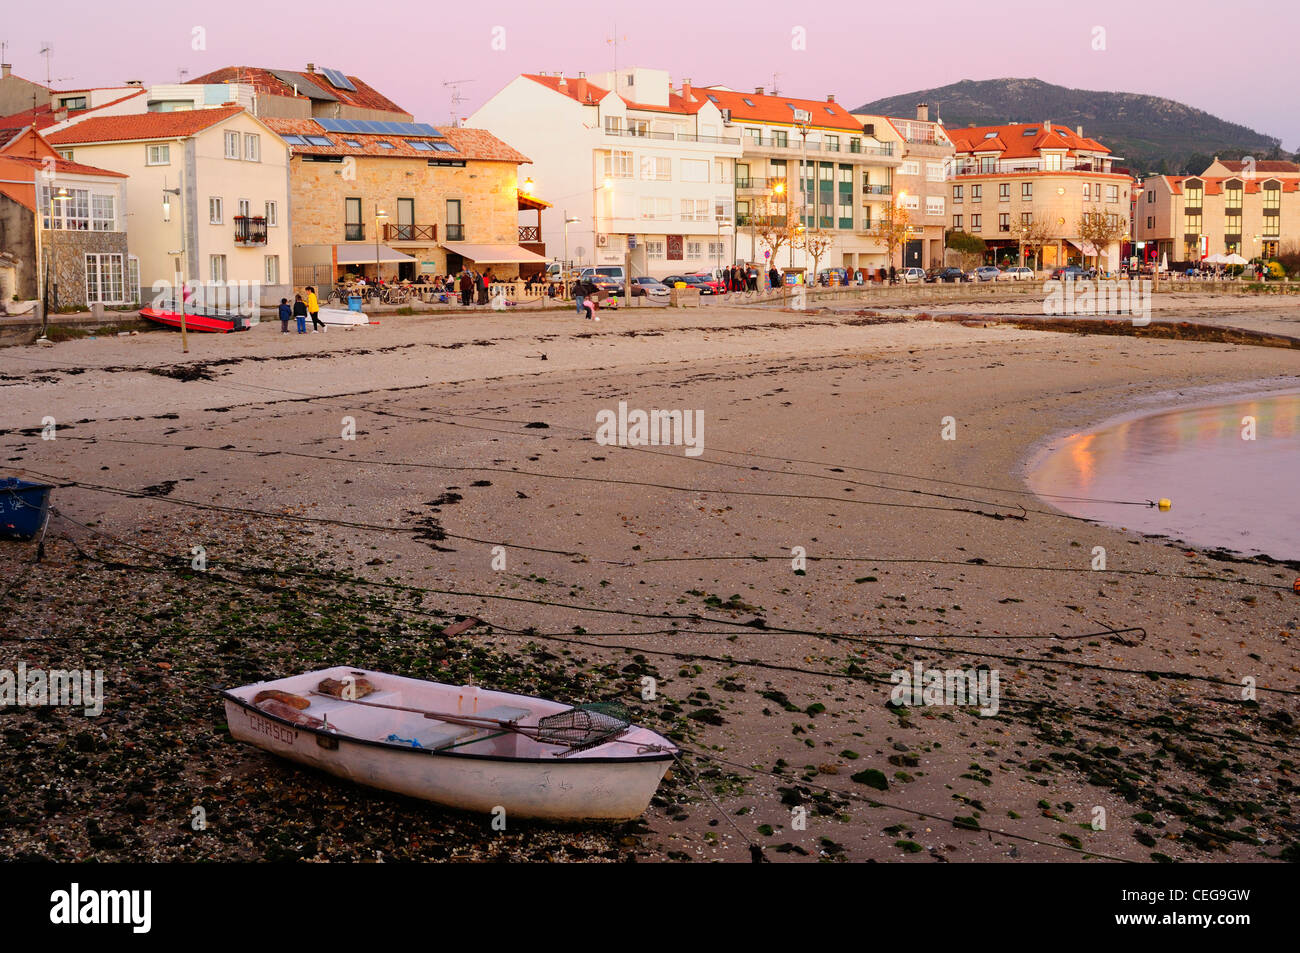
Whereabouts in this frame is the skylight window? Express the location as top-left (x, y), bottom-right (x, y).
top-left (742, 98), bottom-right (754, 107)
top-left (707, 94), bottom-right (719, 103)
top-left (280, 134), bottom-right (307, 145)
top-left (305, 135), bottom-right (334, 146)
top-left (1022, 128), bottom-right (1037, 135)
top-left (376, 141), bottom-right (394, 149)
top-left (431, 142), bottom-right (456, 152)
top-left (824, 106), bottom-right (835, 114)
top-left (406, 140), bottom-right (435, 151)
top-left (343, 138), bottom-right (362, 147)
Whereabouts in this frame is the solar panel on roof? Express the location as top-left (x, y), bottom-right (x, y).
top-left (321, 68), bottom-right (357, 92)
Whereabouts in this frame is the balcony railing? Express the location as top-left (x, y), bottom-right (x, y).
top-left (952, 158), bottom-right (1108, 177)
top-left (234, 215), bottom-right (267, 246)
top-left (519, 225), bottom-right (541, 243)
top-left (344, 223), bottom-right (365, 241)
top-left (446, 224), bottom-right (464, 241)
top-left (862, 183), bottom-right (891, 195)
top-left (676, 132), bottom-right (741, 145)
top-left (604, 127), bottom-right (676, 141)
top-left (383, 223), bottom-right (437, 242)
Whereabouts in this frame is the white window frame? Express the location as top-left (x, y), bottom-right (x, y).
top-left (146, 144), bottom-right (170, 166)
top-left (645, 239), bottom-right (665, 258)
top-left (680, 199), bottom-right (709, 222)
top-left (210, 254), bottom-right (228, 283)
top-left (925, 162), bottom-right (944, 182)
top-left (244, 133), bottom-right (260, 162)
top-left (685, 241), bottom-right (703, 261)
top-left (224, 131), bottom-right (241, 160)
top-left (680, 158), bottom-right (709, 183)
top-left (85, 253), bottom-right (126, 304)
top-left (237, 198), bottom-right (251, 219)
top-left (265, 200), bottom-right (278, 227)
top-left (926, 195), bottom-right (945, 216)
top-left (91, 193), bottom-right (116, 231)
top-left (209, 197), bottom-right (223, 225)
top-left (603, 150), bottom-right (633, 178)
top-left (639, 156), bottom-right (671, 181)
top-left (900, 160), bottom-right (920, 176)
top-left (265, 255), bottom-right (280, 285)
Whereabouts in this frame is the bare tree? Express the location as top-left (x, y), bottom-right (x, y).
top-left (1012, 214), bottom-right (1054, 270)
top-left (799, 227), bottom-right (836, 282)
top-left (1077, 209), bottom-right (1129, 272)
top-left (869, 197), bottom-right (912, 271)
top-left (750, 190), bottom-right (796, 268)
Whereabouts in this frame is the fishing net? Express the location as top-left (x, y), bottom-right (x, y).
top-left (535, 702), bottom-right (631, 749)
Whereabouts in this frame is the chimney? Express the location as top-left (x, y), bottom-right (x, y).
top-left (916, 103), bottom-right (929, 121)
top-left (572, 78), bottom-right (588, 102)
top-left (755, 87), bottom-right (764, 96)
top-left (1076, 125), bottom-right (1083, 137)
top-left (578, 71), bottom-right (586, 78)
top-left (557, 71), bottom-right (566, 87)
top-left (1, 64), bottom-right (10, 79)
top-left (682, 78), bottom-right (692, 102)
top-left (55, 108), bottom-right (68, 121)
top-left (1044, 120), bottom-right (1051, 133)
top-left (125, 79), bottom-right (143, 87)
top-left (827, 94), bottom-right (835, 103)
top-left (306, 63), bottom-right (315, 73)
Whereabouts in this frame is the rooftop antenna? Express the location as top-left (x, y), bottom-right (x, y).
top-left (606, 24), bottom-right (626, 77)
top-left (770, 72), bottom-right (780, 96)
top-left (443, 79), bottom-right (472, 126)
top-left (178, 67), bottom-right (189, 83)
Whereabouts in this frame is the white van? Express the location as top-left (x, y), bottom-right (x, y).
top-left (579, 266), bottom-right (627, 285)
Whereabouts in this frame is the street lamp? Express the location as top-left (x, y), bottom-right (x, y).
top-left (716, 219), bottom-right (733, 278)
top-left (374, 204), bottom-right (388, 284)
top-left (162, 183), bottom-right (188, 353)
top-left (562, 213), bottom-right (580, 299)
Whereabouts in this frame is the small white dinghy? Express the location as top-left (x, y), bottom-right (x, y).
top-left (318, 307), bottom-right (372, 326)
top-left (222, 666), bottom-right (676, 821)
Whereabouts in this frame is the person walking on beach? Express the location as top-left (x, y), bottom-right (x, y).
top-left (292, 294), bottom-right (308, 333)
top-left (306, 286), bottom-right (325, 333)
top-left (278, 297), bottom-right (292, 334)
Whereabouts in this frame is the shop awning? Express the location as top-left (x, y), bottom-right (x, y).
top-left (1065, 239), bottom-right (1100, 256)
top-left (441, 242), bottom-right (547, 264)
top-left (334, 244), bottom-right (417, 265)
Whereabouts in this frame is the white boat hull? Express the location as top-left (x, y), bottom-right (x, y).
top-left (222, 667), bottom-right (675, 821)
top-left (318, 307), bottom-right (371, 326)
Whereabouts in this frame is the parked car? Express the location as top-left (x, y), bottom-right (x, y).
top-left (929, 267), bottom-right (969, 283)
top-left (579, 266), bottom-right (627, 285)
top-left (902, 267), bottom-right (926, 283)
top-left (972, 265), bottom-right (1002, 282)
top-left (662, 274), bottom-right (716, 295)
top-left (817, 268), bottom-right (849, 286)
top-left (998, 266), bottom-right (1035, 281)
top-left (689, 272), bottom-right (726, 293)
top-left (1050, 265), bottom-right (1096, 280)
top-left (631, 276), bottom-right (670, 298)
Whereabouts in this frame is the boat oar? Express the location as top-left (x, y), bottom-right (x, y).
top-left (307, 690), bottom-right (533, 733)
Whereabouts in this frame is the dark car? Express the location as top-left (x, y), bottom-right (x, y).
top-left (927, 267), bottom-right (967, 283)
top-left (663, 274), bottom-right (715, 294)
top-left (1050, 265), bottom-right (1096, 280)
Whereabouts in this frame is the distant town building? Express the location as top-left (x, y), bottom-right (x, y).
top-left (47, 108), bottom-right (292, 306)
top-left (946, 121), bottom-right (1134, 270)
top-left (469, 68), bottom-right (743, 279)
top-left (186, 65), bottom-right (412, 123)
top-left (1136, 159), bottom-right (1300, 263)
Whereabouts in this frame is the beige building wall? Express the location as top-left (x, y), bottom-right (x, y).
top-left (1137, 175), bottom-right (1297, 262)
top-left (289, 154), bottom-right (521, 280)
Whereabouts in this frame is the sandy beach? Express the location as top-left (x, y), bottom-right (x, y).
top-left (1, 291), bottom-right (1297, 863)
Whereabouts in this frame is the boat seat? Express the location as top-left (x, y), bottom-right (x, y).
top-left (416, 705), bottom-right (533, 751)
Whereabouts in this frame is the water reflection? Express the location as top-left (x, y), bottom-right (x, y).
top-left (1028, 392), bottom-right (1300, 559)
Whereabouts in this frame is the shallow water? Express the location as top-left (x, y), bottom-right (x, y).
top-left (1027, 390), bottom-right (1300, 560)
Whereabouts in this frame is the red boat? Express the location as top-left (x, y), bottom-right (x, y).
top-left (138, 308), bottom-right (248, 334)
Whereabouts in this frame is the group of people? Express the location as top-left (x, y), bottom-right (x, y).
top-left (716, 264), bottom-right (763, 292)
top-left (277, 286), bottom-right (327, 334)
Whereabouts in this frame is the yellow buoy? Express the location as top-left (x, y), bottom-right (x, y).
top-left (1157, 498), bottom-right (1172, 511)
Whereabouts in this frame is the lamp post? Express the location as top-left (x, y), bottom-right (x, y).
top-left (162, 183), bottom-right (188, 353)
top-left (374, 204), bottom-right (387, 285)
top-left (36, 186), bottom-right (71, 342)
top-left (562, 212), bottom-right (579, 299)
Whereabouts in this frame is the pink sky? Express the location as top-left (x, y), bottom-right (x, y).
top-left (10, 0), bottom-right (1298, 150)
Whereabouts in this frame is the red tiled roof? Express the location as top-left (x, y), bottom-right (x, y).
top-left (522, 74), bottom-right (710, 115)
top-left (1, 153), bottom-right (127, 178)
top-left (186, 67), bottom-right (409, 116)
top-left (949, 122), bottom-right (1111, 160)
top-left (1215, 159), bottom-right (1300, 174)
top-left (46, 106), bottom-right (244, 144)
top-left (263, 118), bottom-right (529, 164)
top-left (0, 90), bottom-right (149, 132)
top-left (699, 87), bottom-right (864, 132)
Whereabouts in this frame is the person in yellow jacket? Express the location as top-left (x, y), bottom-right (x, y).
top-left (306, 286), bottom-right (325, 333)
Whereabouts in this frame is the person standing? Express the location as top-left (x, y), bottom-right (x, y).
top-left (306, 286), bottom-right (325, 333)
top-left (292, 294), bottom-right (308, 334)
top-left (459, 270), bottom-right (473, 307)
top-left (278, 297), bottom-right (292, 334)
top-left (768, 265), bottom-right (780, 290)
top-left (477, 270), bottom-right (489, 306)
top-left (572, 276), bottom-right (586, 316)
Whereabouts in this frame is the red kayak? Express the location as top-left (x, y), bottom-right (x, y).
top-left (139, 308), bottom-right (249, 333)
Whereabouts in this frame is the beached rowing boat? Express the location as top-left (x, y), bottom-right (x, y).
top-left (318, 307), bottom-right (373, 327)
top-left (138, 308), bottom-right (248, 333)
top-left (221, 666), bottom-right (676, 821)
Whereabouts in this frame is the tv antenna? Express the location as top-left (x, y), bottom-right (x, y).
top-left (606, 24), bottom-right (627, 75)
top-left (442, 79), bottom-right (472, 126)
top-left (38, 40), bottom-right (72, 88)
top-left (770, 72), bottom-right (780, 96)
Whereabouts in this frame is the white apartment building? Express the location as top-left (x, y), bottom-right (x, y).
top-left (469, 67), bottom-right (743, 279)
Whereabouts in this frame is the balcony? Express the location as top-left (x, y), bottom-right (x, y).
top-left (951, 158), bottom-right (1108, 177)
top-left (446, 224), bottom-right (464, 241)
top-left (862, 184), bottom-right (891, 196)
top-left (383, 223), bottom-right (437, 242)
top-left (344, 223), bottom-right (365, 241)
top-left (234, 215), bottom-right (267, 246)
top-left (518, 225), bottom-right (541, 243)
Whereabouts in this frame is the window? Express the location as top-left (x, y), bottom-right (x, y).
top-left (953, 214), bottom-right (963, 230)
top-left (265, 200), bottom-right (278, 227)
top-left (900, 160), bottom-right (920, 176)
top-left (343, 138), bottom-right (362, 148)
top-left (431, 142), bottom-right (456, 153)
top-left (225, 131), bottom-right (241, 159)
top-left (604, 150), bottom-right (633, 178)
top-left (825, 135), bottom-right (839, 152)
top-left (41, 187), bottom-right (89, 230)
top-left (345, 197), bottom-right (363, 240)
top-left (1147, 190), bottom-right (1156, 204)
top-left (406, 140), bottom-right (435, 151)
top-left (970, 184), bottom-right (982, 201)
top-left (926, 195), bottom-right (944, 216)
top-left (685, 241), bottom-right (703, 260)
top-left (209, 197), bottom-right (223, 225)
top-left (1263, 216), bottom-right (1280, 237)
top-left (715, 196), bottom-right (733, 221)
top-left (708, 241), bottom-right (724, 258)
top-left (639, 197), bottom-right (670, 219)
top-left (1105, 184), bottom-right (1119, 203)
top-left (900, 192), bottom-right (919, 211)
top-left (92, 194), bottom-right (115, 231)
top-left (680, 158), bottom-right (709, 183)
top-left (678, 199), bottom-right (708, 222)
top-left (85, 253), bottom-right (125, 304)
top-left (926, 162), bottom-right (944, 182)
top-left (1020, 212), bottom-right (1033, 226)
top-left (1021, 182), bottom-right (1033, 200)
top-left (281, 135), bottom-right (307, 146)
top-left (1224, 212), bottom-right (1242, 234)
top-left (1082, 183), bottom-right (1091, 201)
top-left (306, 135), bottom-right (335, 147)
top-left (147, 143), bottom-right (170, 166)
top-left (971, 214), bottom-right (982, 231)
top-left (1106, 213), bottom-right (1119, 228)
top-left (265, 255), bottom-right (280, 285)
top-left (773, 130), bottom-right (788, 147)
top-left (640, 156), bottom-right (671, 180)
top-left (646, 239), bottom-right (665, 258)
top-left (1263, 182), bottom-right (1281, 210)
top-left (209, 254), bottom-right (227, 283)
top-left (604, 116), bottom-right (623, 135)
top-left (245, 134), bottom-right (260, 161)
top-left (60, 95), bottom-right (87, 110)
top-left (998, 183), bottom-right (1011, 202)
top-left (999, 213), bottom-right (1010, 232)
top-left (446, 199), bottom-right (463, 240)
top-left (1184, 212), bottom-right (1202, 234)
top-left (1146, 216), bottom-right (1154, 230)
top-left (1044, 153), bottom-right (1062, 170)
top-left (1185, 183), bottom-right (1203, 207)
top-left (849, 137), bottom-right (861, 153)
top-left (953, 185), bottom-right (963, 203)
top-left (237, 198), bottom-right (251, 219)
top-left (714, 160), bottom-right (732, 184)
top-left (1225, 182), bottom-right (1243, 210)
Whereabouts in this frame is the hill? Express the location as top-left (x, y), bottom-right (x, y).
top-left (854, 78), bottom-right (1284, 175)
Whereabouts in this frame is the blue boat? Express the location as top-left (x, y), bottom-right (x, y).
top-left (0, 478), bottom-right (53, 541)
